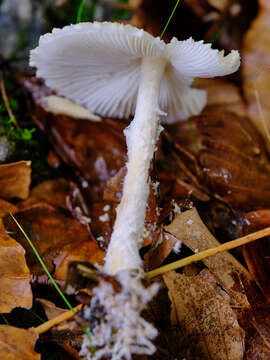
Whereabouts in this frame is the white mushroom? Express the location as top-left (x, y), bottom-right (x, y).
top-left (30, 21), bottom-right (240, 276)
top-left (30, 22), bottom-right (240, 359)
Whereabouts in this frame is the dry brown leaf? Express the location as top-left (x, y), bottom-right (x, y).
top-left (0, 226), bottom-right (32, 313)
top-left (0, 200), bottom-right (32, 313)
top-left (239, 278), bottom-right (270, 360)
top-left (104, 166), bottom-right (126, 202)
top-left (198, 78), bottom-right (247, 117)
top-left (165, 208), bottom-right (250, 306)
top-left (0, 199), bottom-right (18, 217)
top-left (242, 210), bottom-right (270, 302)
top-left (0, 325), bottom-right (39, 359)
top-left (18, 178), bottom-right (72, 210)
top-left (22, 75), bottom-right (127, 201)
top-left (157, 79), bottom-right (248, 209)
top-left (0, 161), bottom-right (31, 200)
top-left (165, 110), bottom-right (270, 210)
top-left (36, 299), bottom-right (82, 358)
top-left (242, 0), bottom-right (270, 141)
top-left (144, 231), bottom-right (179, 270)
top-left (36, 298), bottom-right (67, 320)
top-left (3, 203), bottom-right (105, 280)
top-left (207, 0), bottom-right (229, 11)
top-left (164, 271), bottom-right (245, 360)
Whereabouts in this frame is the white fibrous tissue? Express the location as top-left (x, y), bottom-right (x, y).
top-left (103, 204), bottom-right (111, 212)
top-left (173, 202), bottom-right (181, 215)
top-left (152, 181), bottom-right (159, 196)
top-left (80, 270), bottom-right (159, 360)
top-left (173, 240), bottom-right (182, 254)
top-left (99, 213), bottom-right (109, 222)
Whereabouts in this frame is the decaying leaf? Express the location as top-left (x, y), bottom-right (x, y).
top-left (0, 227), bottom-right (32, 313)
top-left (144, 231), bottom-right (179, 270)
top-left (242, 210), bottom-right (270, 302)
top-left (242, 0), bottom-right (270, 141)
top-left (0, 200), bottom-right (32, 313)
top-left (239, 278), bottom-right (270, 360)
top-left (36, 298), bottom-right (67, 321)
top-left (3, 203), bottom-right (105, 280)
top-left (164, 271), bottom-right (245, 360)
top-left (18, 178), bottom-right (72, 210)
top-left (0, 325), bottom-right (40, 359)
top-left (197, 78), bottom-right (247, 117)
top-left (0, 161), bottom-right (31, 200)
top-left (36, 299), bottom-right (82, 358)
top-left (22, 75), bottom-right (127, 201)
top-left (64, 261), bottom-right (99, 297)
top-left (165, 208), bottom-right (249, 306)
top-left (164, 109), bottom-right (270, 210)
top-left (0, 198), bottom-right (18, 217)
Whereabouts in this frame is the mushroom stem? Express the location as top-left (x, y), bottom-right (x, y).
top-left (105, 57), bottom-right (167, 275)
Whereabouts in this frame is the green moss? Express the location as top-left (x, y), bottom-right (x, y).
top-left (0, 72), bottom-right (62, 186)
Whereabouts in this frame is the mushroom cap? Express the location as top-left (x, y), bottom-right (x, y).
top-left (30, 22), bottom-right (240, 123)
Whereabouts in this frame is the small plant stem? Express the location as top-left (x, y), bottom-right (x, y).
top-left (1, 314), bottom-right (9, 325)
top-left (160, 0), bottom-right (181, 39)
top-left (0, 71), bottom-right (19, 129)
top-left (148, 226), bottom-right (270, 278)
top-left (28, 309), bottom-right (46, 323)
top-left (35, 304), bottom-right (82, 335)
top-left (10, 214), bottom-right (93, 346)
top-left (77, 0), bottom-right (87, 23)
top-left (10, 214), bottom-right (74, 311)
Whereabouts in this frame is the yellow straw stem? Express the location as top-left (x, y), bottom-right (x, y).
top-left (148, 226), bottom-right (270, 278)
top-left (35, 304), bottom-right (82, 335)
top-left (34, 227), bottom-right (270, 333)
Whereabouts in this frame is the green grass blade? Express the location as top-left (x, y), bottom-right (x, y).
top-left (160, 0), bottom-right (181, 39)
top-left (77, 0), bottom-right (87, 23)
top-left (209, 26), bottom-right (224, 44)
top-left (28, 309), bottom-right (46, 324)
top-left (10, 214), bottom-right (74, 311)
top-left (1, 314), bottom-right (9, 325)
top-left (10, 213), bottom-right (93, 345)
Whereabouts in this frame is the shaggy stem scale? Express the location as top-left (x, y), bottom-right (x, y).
top-left (105, 57), bottom-right (167, 274)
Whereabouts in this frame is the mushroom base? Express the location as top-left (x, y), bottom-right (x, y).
top-left (80, 269), bottom-right (159, 360)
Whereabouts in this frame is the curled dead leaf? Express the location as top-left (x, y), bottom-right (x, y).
top-left (144, 231), bottom-right (179, 270)
top-left (239, 277), bottom-right (270, 360)
top-left (0, 198), bottom-right (17, 217)
top-left (36, 298), bottom-right (67, 320)
top-left (22, 75), bottom-right (127, 202)
top-left (0, 161), bottom-right (31, 200)
top-left (165, 208), bottom-right (249, 306)
top-left (242, 210), bottom-right (270, 302)
top-left (0, 325), bottom-right (39, 359)
top-left (3, 203), bottom-right (105, 280)
top-left (164, 271), bottom-right (245, 360)
top-left (242, 0), bottom-right (270, 142)
top-left (18, 178), bottom-right (72, 210)
top-left (0, 226), bottom-right (32, 313)
top-left (0, 200), bottom-right (32, 313)
top-left (197, 78), bottom-right (247, 117)
top-left (35, 299), bottom-right (82, 358)
top-left (164, 109), bottom-right (270, 210)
